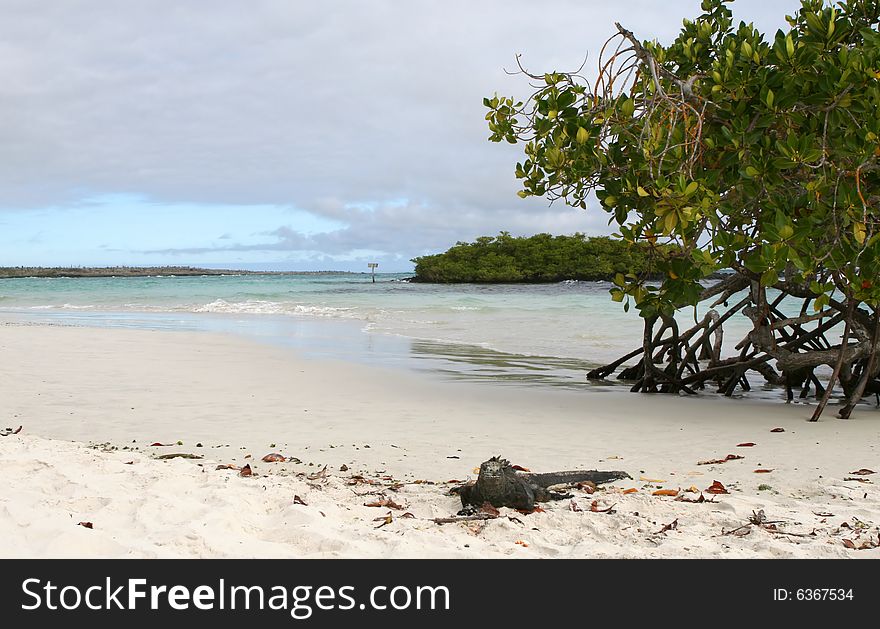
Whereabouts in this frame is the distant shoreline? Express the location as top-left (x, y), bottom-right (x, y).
top-left (0, 267), bottom-right (366, 279)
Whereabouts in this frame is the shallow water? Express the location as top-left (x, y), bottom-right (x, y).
top-left (0, 273), bottom-right (839, 402)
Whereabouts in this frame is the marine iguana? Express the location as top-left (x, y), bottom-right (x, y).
top-left (457, 456), bottom-right (631, 510)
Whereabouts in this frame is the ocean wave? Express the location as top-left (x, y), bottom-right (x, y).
top-left (191, 299), bottom-right (360, 318)
top-left (27, 303), bottom-right (95, 310)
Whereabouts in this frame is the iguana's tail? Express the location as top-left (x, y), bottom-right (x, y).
top-left (526, 470), bottom-right (631, 488)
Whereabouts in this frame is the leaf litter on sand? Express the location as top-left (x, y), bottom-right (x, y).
top-left (652, 489), bottom-right (679, 497)
top-left (705, 480), bottom-right (729, 495)
top-left (307, 466), bottom-right (328, 480)
top-left (655, 519), bottom-right (678, 535)
top-left (364, 497), bottom-right (405, 510)
top-left (374, 512), bottom-right (393, 529)
top-left (676, 492), bottom-right (715, 503)
top-left (590, 500), bottom-right (616, 514)
top-left (697, 454), bottom-right (744, 465)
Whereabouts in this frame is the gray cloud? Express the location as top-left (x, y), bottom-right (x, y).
top-left (0, 0), bottom-right (792, 264)
top-left (144, 196), bottom-right (604, 262)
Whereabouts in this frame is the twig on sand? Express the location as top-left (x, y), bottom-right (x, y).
top-left (432, 514), bottom-right (498, 525)
top-left (721, 524), bottom-right (752, 537)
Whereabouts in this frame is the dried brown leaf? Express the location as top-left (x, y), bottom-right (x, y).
top-left (364, 498), bottom-right (404, 510)
top-left (239, 464), bottom-right (253, 477)
top-left (262, 453), bottom-right (286, 463)
top-left (77, 522), bottom-right (93, 529)
top-left (770, 428), bottom-right (785, 433)
top-left (706, 480), bottom-right (729, 495)
top-left (849, 468), bottom-right (875, 476)
top-left (652, 489), bottom-right (679, 497)
top-left (736, 442), bottom-right (756, 447)
top-left (293, 495), bottom-right (307, 506)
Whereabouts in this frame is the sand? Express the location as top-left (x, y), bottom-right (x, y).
top-left (0, 321), bottom-right (878, 558)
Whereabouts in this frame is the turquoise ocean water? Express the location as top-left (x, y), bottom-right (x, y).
top-left (0, 273), bottom-right (778, 392)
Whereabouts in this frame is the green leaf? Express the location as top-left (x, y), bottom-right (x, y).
top-left (637, 186), bottom-right (650, 197)
top-left (760, 269), bottom-right (779, 286)
top-left (576, 127), bottom-right (589, 144)
top-left (853, 222), bottom-right (866, 244)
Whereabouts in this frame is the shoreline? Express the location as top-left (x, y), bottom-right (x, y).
top-left (1, 322), bottom-right (878, 557)
top-left (0, 267), bottom-right (373, 279)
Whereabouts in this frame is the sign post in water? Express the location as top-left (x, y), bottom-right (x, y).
top-left (368, 262), bottom-right (378, 283)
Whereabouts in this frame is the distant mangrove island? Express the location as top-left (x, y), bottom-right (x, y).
top-left (0, 266), bottom-right (361, 279)
top-left (410, 233), bottom-right (654, 283)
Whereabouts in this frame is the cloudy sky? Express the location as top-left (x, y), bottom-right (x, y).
top-left (0, 0), bottom-right (794, 271)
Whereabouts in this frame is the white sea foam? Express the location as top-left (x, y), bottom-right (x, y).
top-left (191, 299), bottom-right (359, 318)
top-left (27, 303), bottom-right (95, 310)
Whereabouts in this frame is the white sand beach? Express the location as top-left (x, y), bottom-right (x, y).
top-left (1, 321), bottom-right (878, 558)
